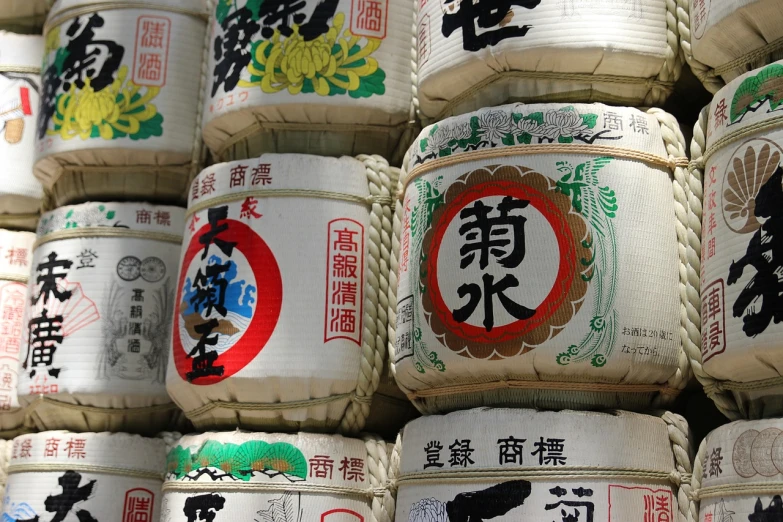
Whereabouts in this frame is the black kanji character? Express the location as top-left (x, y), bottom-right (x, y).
top-left (190, 262), bottom-right (230, 317)
top-left (24, 309), bottom-right (63, 378)
top-left (199, 206), bottom-right (237, 260)
top-left (212, 7), bottom-right (260, 96)
top-left (299, 0), bottom-right (340, 40)
top-left (186, 319), bottom-right (225, 382)
top-left (442, 0), bottom-right (542, 52)
top-left (452, 273), bottom-right (535, 331)
top-left (458, 196), bottom-right (530, 270)
top-left (545, 486), bottom-right (594, 522)
top-left (44, 470), bottom-right (98, 522)
top-left (497, 436), bottom-right (525, 465)
top-left (257, 0), bottom-right (307, 38)
top-left (32, 252), bottom-right (73, 305)
top-left (183, 493), bottom-right (226, 522)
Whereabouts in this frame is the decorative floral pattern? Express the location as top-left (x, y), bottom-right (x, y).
top-left (48, 66), bottom-right (163, 141)
top-left (238, 12), bottom-right (385, 98)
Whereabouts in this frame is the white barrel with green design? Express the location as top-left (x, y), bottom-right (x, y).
top-left (416, 0), bottom-right (682, 122)
top-left (17, 202), bottom-right (186, 434)
top-left (0, 230), bottom-right (35, 437)
top-left (2, 431), bottom-right (165, 522)
top-left (34, 0), bottom-right (208, 208)
top-left (394, 408), bottom-right (694, 522)
top-left (393, 103), bottom-right (697, 414)
top-left (162, 431), bottom-right (396, 522)
top-left (0, 1), bottom-right (52, 32)
top-left (0, 32), bottom-right (44, 231)
top-left (203, 0), bottom-right (415, 164)
top-left (694, 419), bottom-right (783, 522)
top-left (689, 58), bottom-right (783, 420)
top-left (166, 154), bottom-right (397, 434)
top-left (680, 0), bottom-right (783, 94)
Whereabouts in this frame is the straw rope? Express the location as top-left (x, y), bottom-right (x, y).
top-left (163, 479), bottom-right (384, 497)
top-left (692, 437), bottom-right (704, 509)
top-left (24, 396), bottom-right (179, 416)
top-left (0, 272), bottom-right (28, 284)
top-left (655, 0), bottom-right (685, 107)
top-left (685, 107), bottom-right (743, 420)
top-left (0, 66), bottom-right (40, 75)
top-left (33, 228), bottom-right (183, 249)
top-left (364, 435), bottom-right (396, 522)
top-left (703, 113), bottom-right (783, 167)
top-left (184, 393), bottom-right (373, 420)
top-left (397, 467), bottom-right (679, 485)
top-left (662, 411), bottom-right (697, 522)
top-left (8, 462), bottom-right (163, 481)
top-left (44, 2), bottom-right (208, 34)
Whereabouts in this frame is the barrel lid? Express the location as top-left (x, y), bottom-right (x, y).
top-left (701, 418), bottom-right (783, 489)
top-left (0, 33), bottom-right (44, 72)
top-left (706, 59), bottom-right (783, 151)
top-left (405, 103), bottom-right (667, 186)
top-left (36, 201), bottom-right (185, 241)
top-left (188, 154), bottom-right (370, 211)
top-left (8, 431), bottom-right (167, 477)
top-left (399, 408), bottom-right (676, 477)
top-left (49, 0), bottom-right (208, 21)
top-left (166, 431), bottom-right (373, 489)
top-left (0, 230), bottom-right (35, 281)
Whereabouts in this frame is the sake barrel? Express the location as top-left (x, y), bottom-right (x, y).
top-left (203, 0), bottom-right (415, 164)
top-left (416, 0), bottom-right (682, 121)
top-left (695, 419), bottom-right (783, 522)
top-left (166, 154), bottom-right (396, 433)
top-left (689, 58), bottom-right (783, 420)
top-left (0, 230), bottom-right (35, 437)
top-left (0, 440), bottom-right (9, 510)
top-left (161, 431), bottom-right (396, 522)
top-left (0, 33), bottom-right (44, 231)
top-left (0, 1), bottom-right (51, 32)
top-left (2, 431), bottom-right (165, 521)
top-left (393, 103), bottom-right (697, 414)
top-left (34, 0), bottom-right (209, 207)
top-left (680, 0), bottom-right (783, 94)
top-left (394, 408), bottom-right (694, 522)
top-left (17, 201), bottom-right (186, 434)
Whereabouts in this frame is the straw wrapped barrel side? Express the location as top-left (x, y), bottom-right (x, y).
top-left (34, 0), bottom-right (208, 207)
top-left (393, 103), bottom-right (693, 414)
top-left (161, 431), bottom-right (396, 522)
top-left (202, 0), bottom-right (414, 163)
top-left (16, 202), bottom-right (185, 434)
top-left (395, 408), bottom-right (694, 522)
top-left (417, 0), bottom-right (680, 120)
top-left (166, 154), bottom-right (394, 433)
top-left (682, 0), bottom-right (783, 92)
top-left (0, 32), bottom-right (44, 229)
top-left (0, 230), bottom-right (35, 436)
top-left (695, 419), bottom-right (783, 521)
top-left (2, 431), bottom-right (165, 521)
top-left (0, 1), bottom-right (51, 31)
top-left (691, 58), bottom-right (783, 419)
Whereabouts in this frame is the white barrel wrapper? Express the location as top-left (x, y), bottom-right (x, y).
top-left (683, 0), bottom-right (783, 93)
top-left (0, 230), bottom-right (35, 436)
top-left (694, 58), bottom-right (783, 419)
top-left (395, 408), bottom-right (692, 522)
top-left (0, 440), bottom-right (9, 511)
top-left (166, 154), bottom-right (394, 433)
top-left (2, 431), bottom-right (165, 522)
top-left (34, 0), bottom-right (208, 207)
top-left (162, 431), bottom-right (395, 522)
top-left (0, 1), bottom-right (51, 31)
top-left (204, 0), bottom-right (414, 163)
top-left (696, 419), bottom-right (783, 522)
top-left (0, 32), bottom-right (44, 230)
top-left (394, 103), bottom-right (693, 414)
top-left (417, 0), bottom-right (680, 120)
top-left (17, 202), bottom-right (185, 433)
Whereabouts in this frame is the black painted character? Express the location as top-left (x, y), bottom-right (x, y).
top-left (212, 6), bottom-right (260, 96)
top-left (38, 13), bottom-right (124, 139)
top-left (728, 165), bottom-right (783, 337)
top-left (441, 0), bottom-right (542, 52)
top-left (446, 480), bottom-right (532, 522)
top-left (748, 495), bottom-right (783, 522)
top-left (44, 470), bottom-right (98, 522)
top-left (184, 493), bottom-right (226, 522)
top-left (186, 318), bottom-right (225, 382)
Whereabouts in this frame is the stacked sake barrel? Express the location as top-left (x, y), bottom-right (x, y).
top-left (0, 1), bottom-right (52, 32)
top-left (201, 0), bottom-right (416, 164)
top-left (415, 0), bottom-right (682, 122)
top-left (689, 58), bottom-right (783, 420)
top-left (680, 0), bottom-right (783, 93)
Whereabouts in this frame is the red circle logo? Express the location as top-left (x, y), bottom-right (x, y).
top-left (173, 218), bottom-right (282, 385)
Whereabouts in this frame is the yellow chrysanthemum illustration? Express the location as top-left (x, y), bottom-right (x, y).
top-left (239, 12), bottom-right (386, 98)
top-left (49, 65), bottom-right (163, 141)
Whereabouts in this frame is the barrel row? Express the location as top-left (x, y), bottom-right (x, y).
top-left (2, 0), bottom-right (783, 216)
top-left (0, 410), bottom-right (779, 522)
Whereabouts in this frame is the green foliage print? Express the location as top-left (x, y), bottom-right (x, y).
top-left (554, 158), bottom-right (620, 368)
top-left (730, 63), bottom-right (783, 122)
top-left (409, 177), bottom-right (446, 374)
top-left (166, 440), bottom-right (308, 482)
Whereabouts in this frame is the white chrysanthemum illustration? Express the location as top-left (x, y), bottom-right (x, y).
top-left (451, 122), bottom-right (472, 141)
top-left (516, 117), bottom-right (545, 137)
top-left (478, 110), bottom-right (513, 142)
top-left (541, 108), bottom-right (590, 139)
top-left (426, 125), bottom-right (453, 154)
top-left (408, 498), bottom-right (448, 522)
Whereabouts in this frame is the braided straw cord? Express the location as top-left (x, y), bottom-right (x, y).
top-left (685, 109), bottom-right (743, 420)
top-left (339, 156), bottom-right (393, 434)
top-left (648, 0), bottom-right (685, 106)
top-left (676, 0), bottom-right (726, 94)
top-left (190, 0), bottom-right (213, 181)
top-left (158, 431), bottom-right (183, 454)
top-left (363, 435), bottom-right (397, 522)
top-left (647, 109), bottom-right (694, 403)
top-left (662, 411), bottom-right (697, 522)
top-left (692, 437), bottom-right (704, 507)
